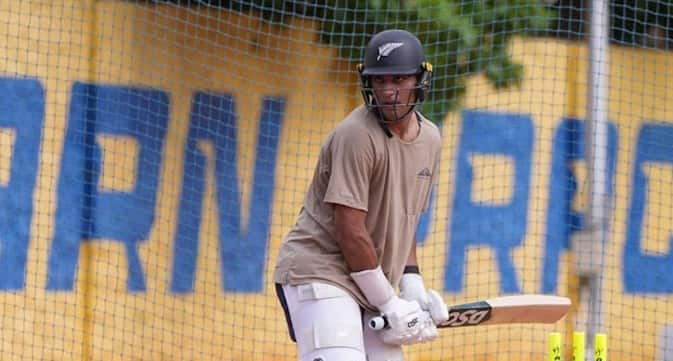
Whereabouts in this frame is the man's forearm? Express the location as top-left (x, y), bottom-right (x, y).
top-left (333, 204), bottom-right (378, 272)
top-left (336, 228), bottom-right (378, 272)
top-left (406, 242), bottom-right (418, 267)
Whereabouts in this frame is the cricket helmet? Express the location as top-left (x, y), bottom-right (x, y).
top-left (357, 29), bottom-right (433, 122)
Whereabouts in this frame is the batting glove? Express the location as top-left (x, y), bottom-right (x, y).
top-left (399, 273), bottom-right (449, 325)
top-left (351, 266), bottom-right (437, 345)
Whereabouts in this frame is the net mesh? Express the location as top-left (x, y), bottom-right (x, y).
top-left (1, 1), bottom-right (672, 360)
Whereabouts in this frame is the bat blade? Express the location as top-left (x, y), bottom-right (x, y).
top-left (369, 294), bottom-right (571, 330)
top-left (436, 294), bottom-right (571, 328)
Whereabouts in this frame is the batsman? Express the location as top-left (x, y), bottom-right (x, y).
top-left (273, 29), bottom-right (449, 361)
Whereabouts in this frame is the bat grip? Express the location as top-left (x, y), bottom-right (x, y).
top-left (369, 315), bottom-right (388, 330)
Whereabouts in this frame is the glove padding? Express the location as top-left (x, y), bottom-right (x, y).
top-left (377, 296), bottom-right (438, 346)
top-left (399, 273), bottom-right (449, 325)
top-left (349, 266), bottom-right (439, 346)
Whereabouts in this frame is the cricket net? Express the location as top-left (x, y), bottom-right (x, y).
top-left (0, 1), bottom-right (672, 360)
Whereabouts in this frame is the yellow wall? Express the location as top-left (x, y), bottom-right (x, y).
top-left (1, 2), bottom-right (352, 360)
top-left (1, 2), bottom-right (673, 360)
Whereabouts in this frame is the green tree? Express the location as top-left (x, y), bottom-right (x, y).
top-left (313, 1), bottom-right (552, 122)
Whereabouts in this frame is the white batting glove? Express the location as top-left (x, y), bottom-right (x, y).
top-left (351, 266), bottom-right (437, 346)
top-left (426, 289), bottom-right (449, 325)
top-left (378, 300), bottom-right (438, 345)
top-left (399, 273), bottom-right (430, 308)
top-left (399, 273), bottom-right (449, 325)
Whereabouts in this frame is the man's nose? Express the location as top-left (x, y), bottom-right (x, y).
top-left (382, 85), bottom-right (399, 98)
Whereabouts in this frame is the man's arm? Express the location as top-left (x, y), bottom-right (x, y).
top-left (334, 203), bottom-right (438, 345)
top-left (333, 204), bottom-right (378, 272)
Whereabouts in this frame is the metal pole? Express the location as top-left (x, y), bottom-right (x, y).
top-left (577, 0), bottom-right (610, 356)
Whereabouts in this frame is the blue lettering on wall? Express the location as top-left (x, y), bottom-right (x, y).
top-left (0, 78), bottom-right (44, 290)
top-left (542, 118), bottom-right (617, 293)
top-left (624, 123), bottom-right (673, 292)
top-left (47, 83), bottom-right (168, 291)
top-left (445, 110), bottom-right (533, 293)
top-left (170, 93), bottom-right (284, 293)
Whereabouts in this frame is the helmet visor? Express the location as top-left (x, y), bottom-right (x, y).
top-left (361, 83), bottom-right (424, 123)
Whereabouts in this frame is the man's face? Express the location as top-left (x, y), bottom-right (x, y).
top-left (370, 74), bottom-right (418, 122)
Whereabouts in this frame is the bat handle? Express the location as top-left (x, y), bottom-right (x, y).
top-left (369, 315), bottom-right (388, 330)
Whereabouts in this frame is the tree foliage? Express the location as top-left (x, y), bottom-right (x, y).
top-left (313, 1), bottom-right (552, 122)
top-left (155, 0), bottom-right (552, 122)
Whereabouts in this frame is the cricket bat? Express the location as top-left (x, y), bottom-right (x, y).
top-left (369, 294), bottom-right (571, 330)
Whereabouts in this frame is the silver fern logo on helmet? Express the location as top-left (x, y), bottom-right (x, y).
top-left (377, 42), bottom-right (404, 61)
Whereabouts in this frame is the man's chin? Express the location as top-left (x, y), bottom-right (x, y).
top-left (380, 108), bottom-right (412, 122)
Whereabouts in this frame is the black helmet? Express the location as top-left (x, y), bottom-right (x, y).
top-left (357, 29), bottom-right (433, 122)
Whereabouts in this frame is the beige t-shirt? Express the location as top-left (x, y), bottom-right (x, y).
top-left (273, 105), bottom-right (441, 311)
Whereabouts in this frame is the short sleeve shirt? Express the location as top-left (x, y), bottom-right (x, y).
top-left (273, 105), bottom-right (441, 311)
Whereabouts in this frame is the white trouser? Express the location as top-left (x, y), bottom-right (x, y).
top-left (279, 282), bottom-right (404, 361)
